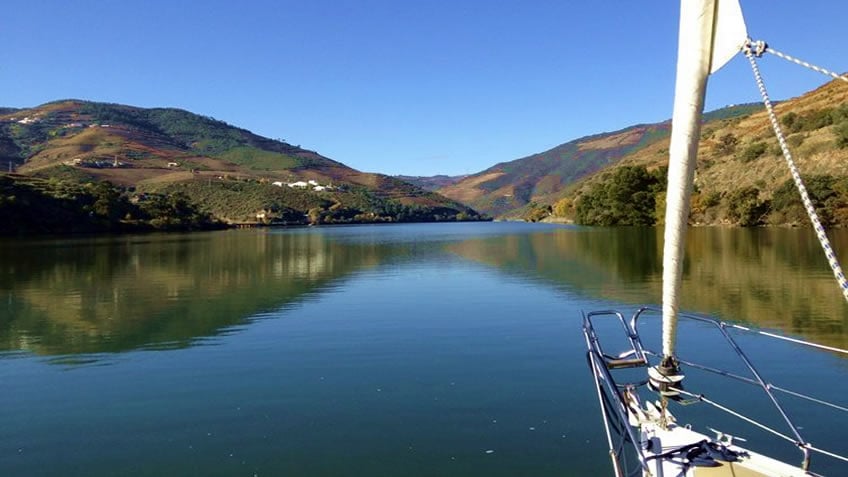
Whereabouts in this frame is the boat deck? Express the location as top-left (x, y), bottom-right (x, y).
top-left (641, 421), bottom-right (808, 477)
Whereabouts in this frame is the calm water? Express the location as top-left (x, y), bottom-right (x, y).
top-left (1, 222), bottom-right (847, 476)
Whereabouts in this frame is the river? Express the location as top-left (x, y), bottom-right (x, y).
top-left (1, 222), bottom-right (846, 476)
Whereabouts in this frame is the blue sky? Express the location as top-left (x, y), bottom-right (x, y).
top-left (3, 1), bottom-right (846, 176)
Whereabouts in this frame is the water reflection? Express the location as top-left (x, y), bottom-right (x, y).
top-left (448, 226), bottom-right (848, 350)
top-left (0, 230), bottom-right (397, 355)
top-left (447, 227), bottom-right (662, 293)
top-left (2, 224), bottom-right (847, 357)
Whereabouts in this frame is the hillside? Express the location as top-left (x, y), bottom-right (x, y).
top-left (0, 100), bottom-right (485, 230)
top-left (561, 80), bottom-right (848, 226)
top-left (437, 105), bottom-right (762, 218)
top-left (395, 174), bottom-right (468, 191)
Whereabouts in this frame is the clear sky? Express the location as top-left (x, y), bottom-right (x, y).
top-left (3, 1), bottom-right (846, 176)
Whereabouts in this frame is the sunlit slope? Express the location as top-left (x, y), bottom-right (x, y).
top-left (0, 100), bottom-right (483, 223)
top-left (562, 80), bottom-right (848, 224)
top-left (438, 105), bottom-right (762, 218)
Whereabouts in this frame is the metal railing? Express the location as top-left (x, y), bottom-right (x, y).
top-left (583, 307), bottom-right (848, 475)
top-left (632, 306), bottom-right (848, 470)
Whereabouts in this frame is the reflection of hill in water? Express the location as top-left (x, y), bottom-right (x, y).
top-left (448, 227), bottom-right (848, 350)
top-left (4, 224), bottom-right (848, 357)
top-left (0, 231), bottom-right (398, 356)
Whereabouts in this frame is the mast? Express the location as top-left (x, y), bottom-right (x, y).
top-left (661, 0), bottom-right (718, 358)
top-left (662, 0), bottom-right (746, 358)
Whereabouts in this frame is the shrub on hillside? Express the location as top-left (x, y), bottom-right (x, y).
top-left (835, 121), bottom-right (848, 149)
top-left (770, 174), bottom-right (842, 226)
top-left (738, 141), bottom-right (768, 163)
top-left (702, 191), bottom-right (722, 208)
top-left (715, 133), bottom-right (739, 155)
top-left (523, 202), bottom-right (551, 222)
top-left (787, 134), bottom-right (805, 149)
top-left (781, 112), bottom-right (800, 132)
top-left (779, 105), bottom-right (848, 134)
top-left (726, 186), bottom-right (767, 226)
top-left (552, 197), bottom-right (573, 218)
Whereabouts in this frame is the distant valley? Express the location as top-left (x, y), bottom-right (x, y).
top-left (431, 104), bottom-right (763, 219)
top-left (394, 174), bottom-right (467, 192)
top-left (430, 79), bottom-right (848, 226)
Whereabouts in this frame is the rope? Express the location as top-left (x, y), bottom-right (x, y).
top-left (764, 46), bottom-right (848, 84)
top-left (743, 43), bottom-right (848, 304)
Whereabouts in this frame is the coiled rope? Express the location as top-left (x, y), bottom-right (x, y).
top-left (743, 39), bottom-right (848, 303)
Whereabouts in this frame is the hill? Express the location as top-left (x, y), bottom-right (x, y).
top-left (437, 104), bottom-right (762, 218)
top-left (559, 80), bottom-right (848, 226)
top-left (395, 174), bottom-right (468, 191)
top-left (0, 100), bottom-right (485, 232)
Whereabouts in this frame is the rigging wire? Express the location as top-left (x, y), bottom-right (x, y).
top-left (743, 40), bottom-right (848, 304)
top-left (728, 323), bottom-right (848, 355)
top-left (764, 46), bottom-right (848, 84)
top-left (671, 385), bottom-right (848, 465)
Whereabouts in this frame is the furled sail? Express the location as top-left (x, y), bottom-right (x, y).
top-left (661, 0), bottom-right (747, 358)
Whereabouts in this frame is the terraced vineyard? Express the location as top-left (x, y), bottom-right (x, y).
top-left (0, 100), bottom-right (487, 231)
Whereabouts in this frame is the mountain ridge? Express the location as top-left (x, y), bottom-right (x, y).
top-left (435, 103), bottom-right (765, 218)
top-left (0, 100), bottom-right (486, 232)
top-left (492, 80), bottom-right (848, 226)
top-left (394, 174), bottom-right (468, 191)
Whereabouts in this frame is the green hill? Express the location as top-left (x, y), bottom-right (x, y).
top-left (0, 100), bottom-right (486, 233)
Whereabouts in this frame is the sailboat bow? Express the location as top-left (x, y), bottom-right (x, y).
top-left (582, 1), bottom-right (848, 475)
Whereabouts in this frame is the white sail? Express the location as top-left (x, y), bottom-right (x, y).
top-left (711, 0), bottom-right (748, 74)
top-left (662, 0), bottom-right (746, 357)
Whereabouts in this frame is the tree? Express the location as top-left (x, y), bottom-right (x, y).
top-left (771, 175), bottom-right (839, 226)
top-left (523, 202), bottom-right (551, 222)
top-left (726, 186), bottom-right (767, 226)
top-left (138, 192), bottom-right (213, 229)
top-left (307, 207), bottom-right (323, 225)
top-left (575, 166), bottom-right (664, 226)
top-left (88, 181), bottom-right (127, 221)
top-left (552, 198), bottom-right (572, 218)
